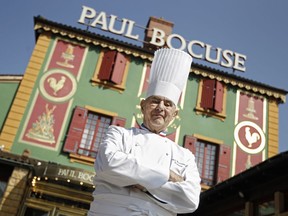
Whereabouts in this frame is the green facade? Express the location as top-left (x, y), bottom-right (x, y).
top-left (0, 81), bottom-right (20, 128)
top-left (1, 17), bottom-right (286, 184)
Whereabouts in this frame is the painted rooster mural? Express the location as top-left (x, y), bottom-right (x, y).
top-left (245, 127), bottom-right (260, 148)
top-left (47, 76), bottom-right (66, 96)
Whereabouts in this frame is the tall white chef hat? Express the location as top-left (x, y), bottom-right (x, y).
top-left (146, 48), bottom-right (192, 105)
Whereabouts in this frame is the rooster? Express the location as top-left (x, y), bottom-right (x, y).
top-left (245, 127), bottom-right (260, 147)
top-left (47, 76), bottom-right (66, 96)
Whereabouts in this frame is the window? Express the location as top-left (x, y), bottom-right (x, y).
top-left (195, 140), bottom-right (217, 186)
top-left (201, 79), bottom-right (224, 112)
top-left (195, 78), bottom-right (227, 120)
top-left (91, 50), bottom-right (129, 91)
top-left (184, 135), bottom-right (231, 186)
top-left (78, 113), bottom-right (112, 158)
top-left (63, 106), bottom-right (126, 159)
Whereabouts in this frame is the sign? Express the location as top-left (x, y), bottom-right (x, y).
top-left (78, 5), bottom-right (247, 72)
top-left (43, 164), bottom-right (95, 185)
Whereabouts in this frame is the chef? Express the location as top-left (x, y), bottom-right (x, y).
top-left (88, 48), bottom-right (201, 216)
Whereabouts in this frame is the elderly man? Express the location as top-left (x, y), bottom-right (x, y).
top-left (88, 48), bottom-right (201, 216)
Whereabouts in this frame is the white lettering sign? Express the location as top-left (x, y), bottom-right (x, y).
top-left (78, 6), bottom-right (139, 40)
top-left (78, 6), bottom-right (247, 72)
top-left (57, 168), bottom-right (94, 183)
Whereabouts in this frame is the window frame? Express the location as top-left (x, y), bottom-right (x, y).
top-left (64, 106), bottom-right (126, 165)
top-left (91, 50), bottom-right (130, 92)
top-left (195, 78), bottom-right (227, 120)
top-left (184, 134), bottom-right (231, 188)
top-left (77, 112), bottom-right (113, 158)
top-left (195, 139), bottom-right (219, 186)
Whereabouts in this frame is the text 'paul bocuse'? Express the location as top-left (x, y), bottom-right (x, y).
top-left (78, 5), bottom-right (247, 72)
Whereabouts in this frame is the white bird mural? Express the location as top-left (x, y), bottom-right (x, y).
top-left (245, 127), bottom-right (260, 148)
top-left (47, 76), bottom-right (66, 96)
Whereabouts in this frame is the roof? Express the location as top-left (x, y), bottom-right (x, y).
top-left (32, 16), bottom-right (287, 103)
top-left (0, 149), bottom-right (42, 173)
top-left (186, 151), bottom-right (288, 216)
top-left (0, 74), bottom-right (23, 82)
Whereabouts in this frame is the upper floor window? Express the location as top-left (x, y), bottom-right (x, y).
top-left (91, 50), bottom-right (129, 91)
top-left (63, 106), bottom-right (126, 160)
top-left (195, 79), bottom-right (227, 120)
top-left (201, 79), bottom-right (224, 112)
top-left (184, 135), bottom-right (231, 187)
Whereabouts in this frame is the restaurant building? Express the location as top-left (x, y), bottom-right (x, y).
top-left (0, 7), bottom-right (287, 215)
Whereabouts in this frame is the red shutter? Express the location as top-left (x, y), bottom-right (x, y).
top-left (200, 79), bottom-right (215, 109)
top-left (98, 51), bottom-right (117, 80)
top-left (63, 106), bottom-right (88, 153)
top-left (112, 116), bottom-right (126, 127)
top-left (110, 52), bottom-right (127, 84)
top-left (214, 81), bottom-right (224, 113)
top-left (217, 144), bottom-right (231, 183)
top-left (183, 135), bottom-right (197, 154)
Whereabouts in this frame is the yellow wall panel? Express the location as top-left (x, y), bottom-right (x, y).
top-left (0, 140), bottom-right (13, 151)
top-left (21, 79), bottom-right (36, 88)
top-left (10, 106), bottom-right (25, 114)
top-left (269, 128), bottom-right (279, 136)
top-left (269, 123), bottom-right (279, 130)
top-left (5, 118), bottom-right (20, 128)
top-left (32, 50), bottom-right (46, 58)
top-left (1, 126), bottom-right (18, 135)
top-left (267, 100), bottom-right (279, 158)
top-left (26, 62), bottom-right (42, 72)
top-left (30, 56), bottom-right (44, 65)
top-left (269, 146), bottom-right (278, 153)
top-left (18, 86), bottom-right (33, 95)
top-left (0, 34), bottom-right (51, 151)
top-left (269, 111), bottom-right (279, 118)
top-left (14, 92), bottom-right (31, 101)
top-left (13, 98), bottom-right (28, 108)
top-left (0, 133), bottom-right (16, 142)
top-left (269, 118), bottom-right (279, 124)
top-left (8, 112), bottom-right (23, 121)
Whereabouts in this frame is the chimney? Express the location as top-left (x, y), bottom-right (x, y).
top-left (144, 16), bottom-right (174, 51)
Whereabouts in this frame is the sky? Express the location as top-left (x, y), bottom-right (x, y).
top-left (0, 1), bottom-right (287, 152)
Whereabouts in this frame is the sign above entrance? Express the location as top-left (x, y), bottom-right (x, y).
top-left (78, 5), bottom-right (247, 72)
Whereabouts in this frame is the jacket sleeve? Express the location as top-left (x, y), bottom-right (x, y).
top-left (148, 149), bottom-right (201, 213)
top-left (94, 126), bottom-right (170, 189)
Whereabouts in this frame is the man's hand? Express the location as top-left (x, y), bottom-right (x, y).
top-left (169, 170), bottom-right (184, 182)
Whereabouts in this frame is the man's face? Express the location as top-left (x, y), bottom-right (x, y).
top-left (140, 96), bottom-right (178, 133)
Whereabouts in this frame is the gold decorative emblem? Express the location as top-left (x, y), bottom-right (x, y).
top-left (243, 97), bottom-right (258, 120)
top-left (56, 44), bottom-right (75, 68)
top-left (26, 104), bottom-right (56, 144)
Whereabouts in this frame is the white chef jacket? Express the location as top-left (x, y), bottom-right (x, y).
top-left (88, 125), bottom-right (201, 216)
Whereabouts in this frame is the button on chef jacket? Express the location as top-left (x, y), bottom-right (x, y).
top-left (88, 124), bottom-right (201, 216)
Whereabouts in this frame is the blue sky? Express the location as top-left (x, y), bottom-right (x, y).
top-left (1, 0), bottom-right (287, 152)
